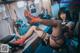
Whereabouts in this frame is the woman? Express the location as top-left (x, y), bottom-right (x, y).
top-left (13, 10), bottom-right (74, 49)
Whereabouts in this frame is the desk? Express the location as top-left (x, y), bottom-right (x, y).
top-left (22, 33), bottom-right (41, 52)
top-left (13, 33), bottom-right (41, 53)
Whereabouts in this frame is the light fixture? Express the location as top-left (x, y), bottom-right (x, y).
top-left (34, 0), bottom-right (40, 4)
top-left (43, 0), bottom-right (48, 2)
top-left (17, 1), bottom-right (26, 8)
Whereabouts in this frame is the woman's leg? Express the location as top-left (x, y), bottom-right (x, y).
top-left (23, 26), bottom-right (37, 38)
top-left (13, 26), bottom-right (37, 45)
top-left (22, 26), bottom-right (44, 38)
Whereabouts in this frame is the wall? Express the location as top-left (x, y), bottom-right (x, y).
top-left (0, 4), bottom-right (13, 36)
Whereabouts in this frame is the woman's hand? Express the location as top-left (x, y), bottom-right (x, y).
top-left (30, 18), bottom-right (41, 23)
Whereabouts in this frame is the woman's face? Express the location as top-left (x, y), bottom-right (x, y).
top-left (60, 13), bottom-right (66, 20)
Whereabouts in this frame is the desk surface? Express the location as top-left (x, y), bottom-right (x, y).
top-left (22, 33), bottom-right (39, 52)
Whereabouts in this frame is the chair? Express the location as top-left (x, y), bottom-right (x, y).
top-left (0, 19), bottom-right (14, 43)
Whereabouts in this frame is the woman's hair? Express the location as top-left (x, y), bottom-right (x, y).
top-left (58, 9), bottom-right (72, 21)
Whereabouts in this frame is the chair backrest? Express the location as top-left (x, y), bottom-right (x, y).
top-left (74, 21), bottom-right (79, 36)
top-left (0, 20), bottom-right (13, 40)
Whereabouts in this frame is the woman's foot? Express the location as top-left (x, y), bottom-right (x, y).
top-left (13, 36), bottom-right (28, 45)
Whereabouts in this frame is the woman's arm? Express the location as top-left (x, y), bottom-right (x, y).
top-left (66, 21), bottom-right (74, 30)
top-left (24, 10), bottom-right (58, 27)
top-left (38, 19), bottom-right (58, 27)
top-left (27, 16), bottom-right (58, 27)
